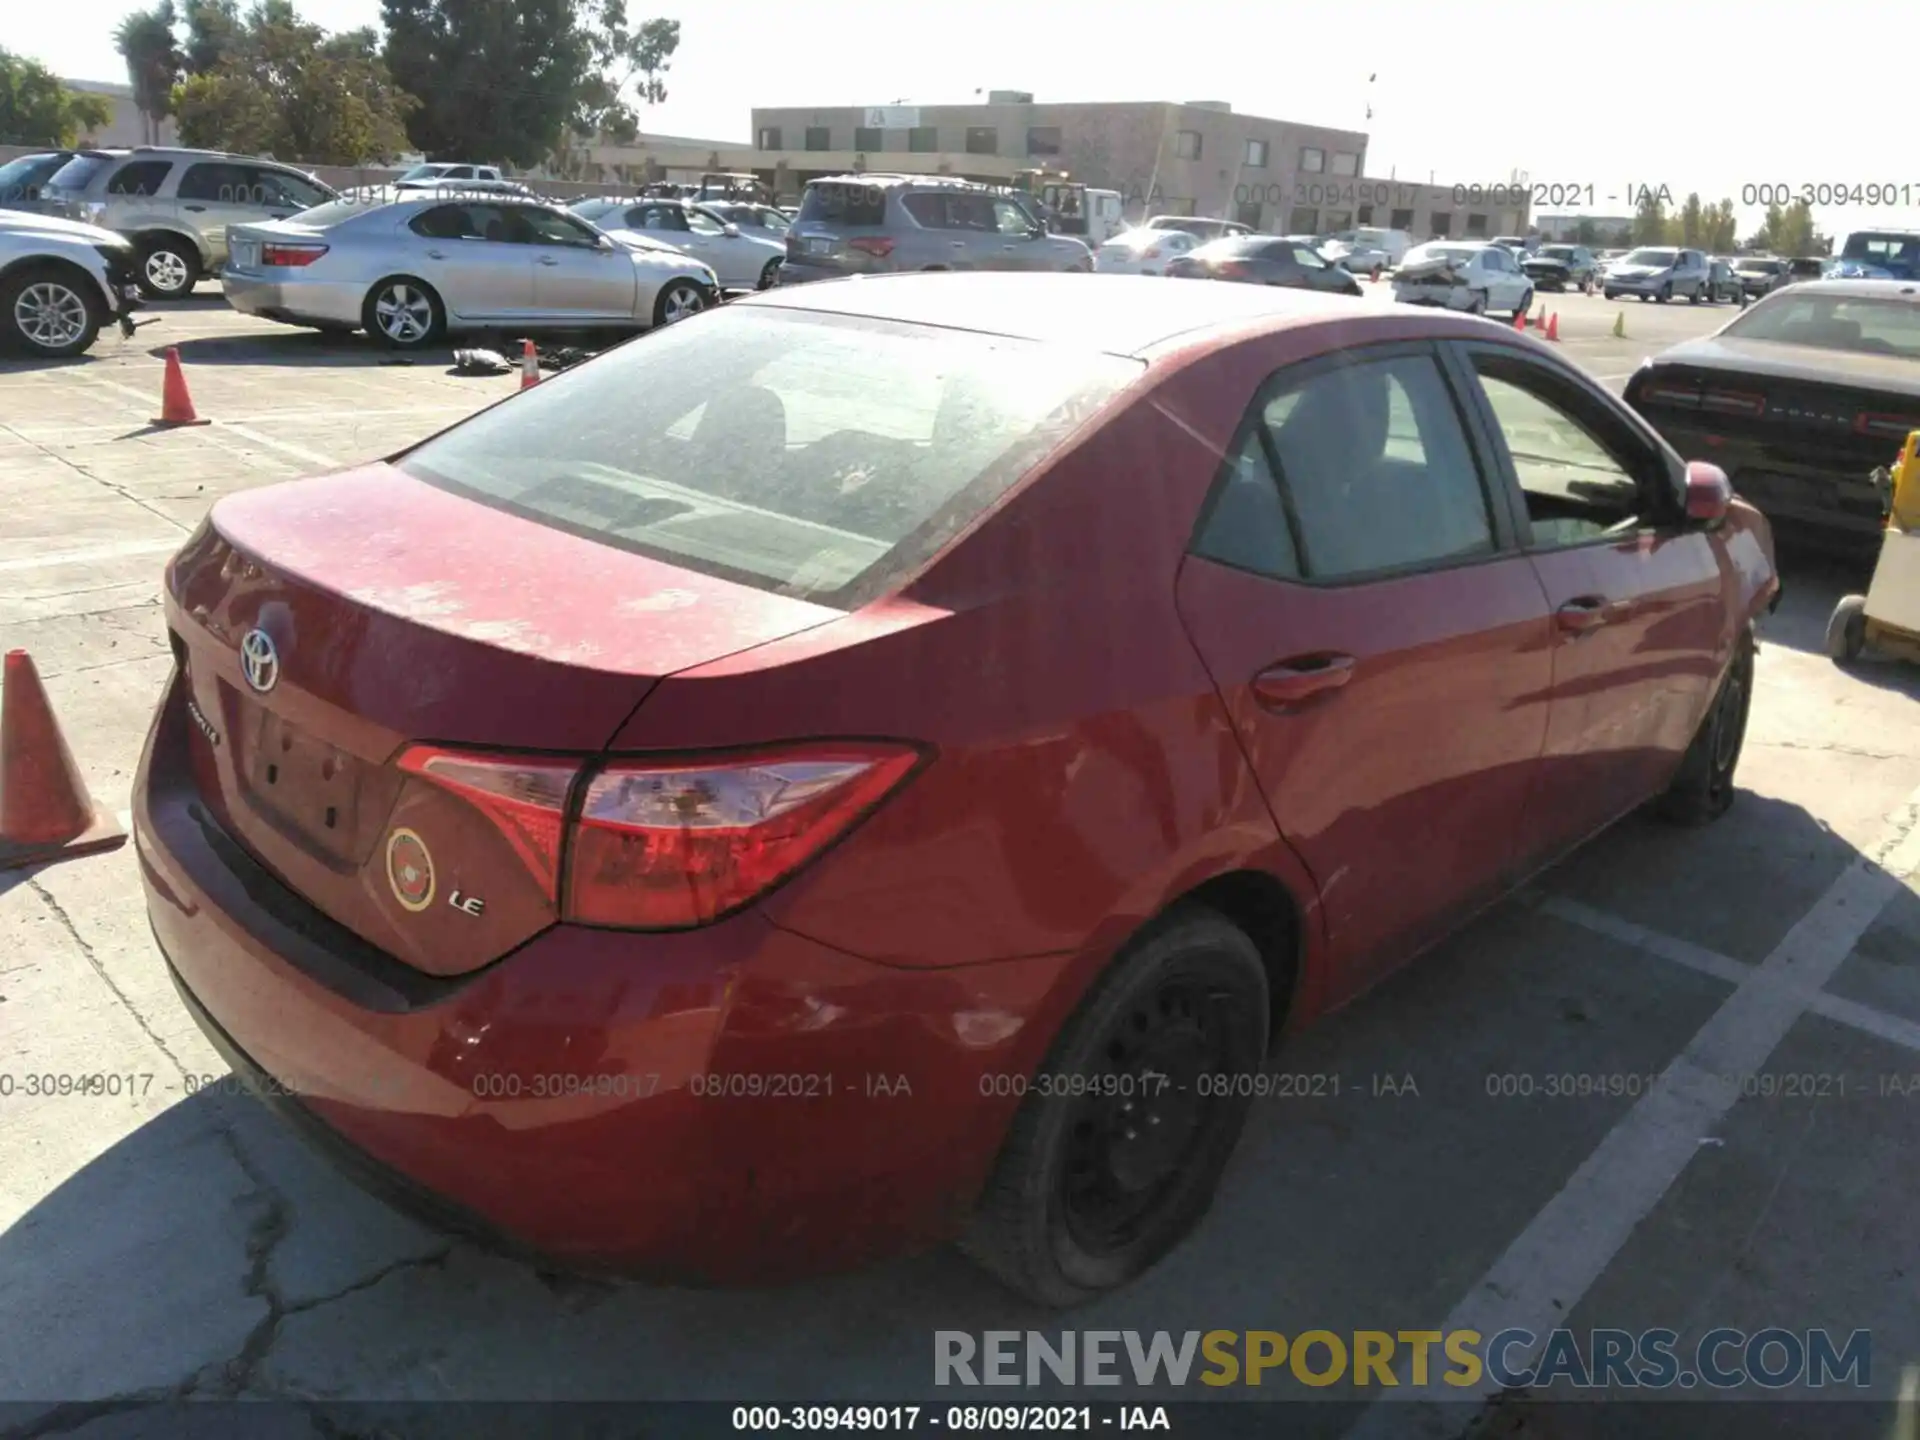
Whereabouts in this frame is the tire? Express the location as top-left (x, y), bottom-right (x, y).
top-left (1655, 630), bottom-right (1754, 826)
top-left (1467, 290), bottom-right (1487, 315)
top-left (361, 276), bottom-right (445, 349)
top-left (1604, 289), bottom-right (1618, 300)
top-left (652, 278), bottom-right (706, 327)
top-left (1515, 286), bottom-right (1534, 320)
top-left (1688, 282), bottom-right (1704, 305)
top-left (1, 263), bottom-right (103, 358)
top-left (1657, 282), bottom-right (1673, 303)
top-left (959, 908), bottom-right (1271, 1308)
top-left (136, 236), bottom-right (200, 300)
top-left (757, 258), bottom-right (781, 291)
top-left (1825, 594), bottom-right (1868, 664)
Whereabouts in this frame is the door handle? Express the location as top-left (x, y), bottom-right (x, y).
top-left (1251, 654), bottom-right (1356, 710)
top-left (537, 255), bottom-right (559, 266)
top-left (1555, 596), bottom-right (1630, 633)
top-left (951, 241), bottom-right (966, 247)
top-left (183, 204), bottom-right (206, 212)
top-left (425, 249), bottom-right (446, 260)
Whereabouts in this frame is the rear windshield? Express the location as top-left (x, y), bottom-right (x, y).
top-left (284, 196), bottom-right (390, 227)
top-left (0, 153), bottom-right (67, 202)
top-left (1734, 259), bottom-right (1782, 272)
top-left (1540, 246), bottom-right (1578, 259)
top-left (396, 308), bottom-right (1142, 608)
top-left (1625, 248), bottom-right (1679, 265)
top-left (1723, 293), bottom-right (1920, 361)
top-left (45, 153), bottom-right (115, 192)
top-left (798, 181), bottom-right (887, 227)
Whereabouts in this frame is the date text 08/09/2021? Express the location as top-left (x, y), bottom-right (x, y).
top-left (731, 1406), bottom-right (1169, 1433)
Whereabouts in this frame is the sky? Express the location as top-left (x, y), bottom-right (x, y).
top-left (20, 0), bottom-right (1920, 243)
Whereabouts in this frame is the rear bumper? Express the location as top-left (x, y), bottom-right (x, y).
top-left (222, 273), bottom-right (363, 328)
top-left (1633, 419), bottom-right (1887, 538)
top-left (773, 260), bottom-right (852, 285)
top-left (134, 670), bottom-right (1064, 1280)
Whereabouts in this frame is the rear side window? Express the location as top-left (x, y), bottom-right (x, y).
top-left (106, 159), bottom-right (172, 195)
top-left (396, 309), bottom-right (1142, 608)
top-left (799, 181), bottom-right (887, 227)
top-left (252, 168), bottom-right (333, 209)
top-left (177, 162), bottom-right (251, 202)
top-left (1194, 353), bottom-right (1495, 581)
top-left (46, 154), bottom-right (114, 192)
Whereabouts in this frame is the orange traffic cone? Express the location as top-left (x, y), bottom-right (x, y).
top-left (152, 346), bottom-right (210, 427)
top-left (1545, 312), bottom-right (1560, 341)
top-left (1513, 309), bottom-right (1527, 331)
top-left (519, 339), bottom-right (540, 390)
top-left (0, 650), bottom-right (127, 871)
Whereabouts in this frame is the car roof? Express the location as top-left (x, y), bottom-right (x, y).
top-left (1783, 278), bottom-right (1920, 300)
top-left (735, 271), bottom-right (1386, 358)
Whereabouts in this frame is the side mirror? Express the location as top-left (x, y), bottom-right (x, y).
top-left (722, 223), bottom-right (741, 237)
top-left (1684, 461), bottom-right (1733, 524)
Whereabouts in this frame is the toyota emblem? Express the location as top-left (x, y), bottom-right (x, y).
top-left (240, 629), bottom-right (279, 693)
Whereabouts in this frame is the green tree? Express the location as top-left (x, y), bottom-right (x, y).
top-left (1705, 199), bottom-right (1738, 253)
top-left (1632, 189), bottom-right (1669, 245)
top-left (181, 0), bottom-right (242, 72)
top-left (1748, 202), bottom-right (1786, 252)
top-left (113, 2), bottom-right (182, 144)
top-left (574, 6), bottom-right (677, 142)
top-left (382, 0), bottom-right (591, 166)
top-left (1676, 192), bottom-right (1705, 247)
top-left (1776, 199), bottom-right (1817, 258)
top-left (172, 0), bottom-right (414, 162)
top-left (0, 48), bottom-right (113, 145)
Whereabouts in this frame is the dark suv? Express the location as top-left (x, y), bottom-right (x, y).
top-left (779, 175), bottom-right (1093, 284)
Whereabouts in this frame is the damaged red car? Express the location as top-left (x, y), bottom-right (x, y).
top-left (136, 273), bottom-right (1778, 1307)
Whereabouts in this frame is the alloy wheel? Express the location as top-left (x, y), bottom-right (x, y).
top-left (145, 249), bottom-right (190, 294)
top-left (661, 283), bottom-right (704, 324)
top-left (375, 284), bottom-right (432, 344)
top-left (14, 281), bottom-right (88, 351)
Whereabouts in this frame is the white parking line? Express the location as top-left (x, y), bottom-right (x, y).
top-left (0, 537), bottom-right (183, 575)
top-left (83, 375), bottom-right (341, 472)
top-left (1347, 785), bottom-right (1920, 1437)
top-left (1541, 894), bottom-right (1920, 1055)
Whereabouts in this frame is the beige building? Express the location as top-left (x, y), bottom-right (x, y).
top-left (62, 78), bottom-right (177, 147)
top-left (745, 95), bottom-right (1530, 239)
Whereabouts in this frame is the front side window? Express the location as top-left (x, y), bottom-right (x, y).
top-left (518, 208), bottom-right (601, 246)
top-left (1195, 352), bottom-right (1496, 581)
top-left (1469, 355), bottom-right (1666, 547)
top-left (396, 309), bottom-right (1142, 608)
top-left (686, 208), bottom-right (727, 236)
top-left (992, 199), bottom-right (1033, 235)
top-left (255, 168), bottom-right (334, 209)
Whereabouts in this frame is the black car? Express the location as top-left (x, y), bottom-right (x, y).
top-left (1166, 235), bottom-right (1362, 294)
top-left (1787, 257), bottom-right (1827, 283)
top-left (1522, 244), bottom-right (1597, 291)
top-left (1706, 259), bottom-right (1749, 306)
top-left (1624, 279), bottom-right (1920, 543)
top-left (0, 150), bottom-right (78, 214)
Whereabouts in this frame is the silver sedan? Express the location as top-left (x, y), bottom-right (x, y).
top-left (221, 194), bottom-right (721, 348)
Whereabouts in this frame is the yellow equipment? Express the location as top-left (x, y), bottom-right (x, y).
top-left (1829, 429), bottom-right (1920, 664)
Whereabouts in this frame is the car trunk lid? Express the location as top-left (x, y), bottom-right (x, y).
top-left (223, 219), bottom-right (329, 275)
top-left (165, 464), bottom-right (843, 975)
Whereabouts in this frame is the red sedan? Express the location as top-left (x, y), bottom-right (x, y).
top-left (137, 273), bottom-right (1778, 1307)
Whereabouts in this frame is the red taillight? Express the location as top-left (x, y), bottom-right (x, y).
top-left (398, 740), bottom-right (922, 929)
top-left (1855, 411), bottom-right (1920, 439)
top-left (397, 747), bottom-right (578, 900)
top-left (261, 243), bottom-right (328, 267)
top-left (1702, 388), bottom-right (1766, 417)
top-left (564, 743), bottom-right (921, 929)
top-left (847, 236), bottom-right (895, 259)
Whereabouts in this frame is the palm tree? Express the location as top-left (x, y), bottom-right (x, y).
top-left (114, 2), bottom-right (181, 145)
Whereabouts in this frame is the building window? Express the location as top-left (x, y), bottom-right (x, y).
top-left (1466, 212), bottom-right (1489, 236)
top-left (1175, 130), bottom-right (1202, 160)
top-left (966, 126), bottom-right (998, 155)
top-left (854, 127), bottom-right (882, 152)
top-left (1390, 207), bottom-right (1415, 230)
top-left (1299, 147), bottom-right (1324, 173)
top-left (756, 127), bottom-right (781, 150)
top-left (1235, 199), bottom-right (1262, 228)
top-left (1244, 138), bottom-right (1268, 168)
top-left (1026, 126), bottom-right (1062, 157)
top-left (1325, 210), bottom-right (1353, 231)
top-left (909, 126), bottom-right (938, 153)
top-left (1356, 204), bottom-right (1373, 225)
top-left (804, 126), bottom-right (831, 151)
top-left (1430, 212), bottom-right (1452, 237)
top-left (1330, 152), bottom-right (1359, 177)
top-left (1288, 206), bottom-right (1319, 233)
